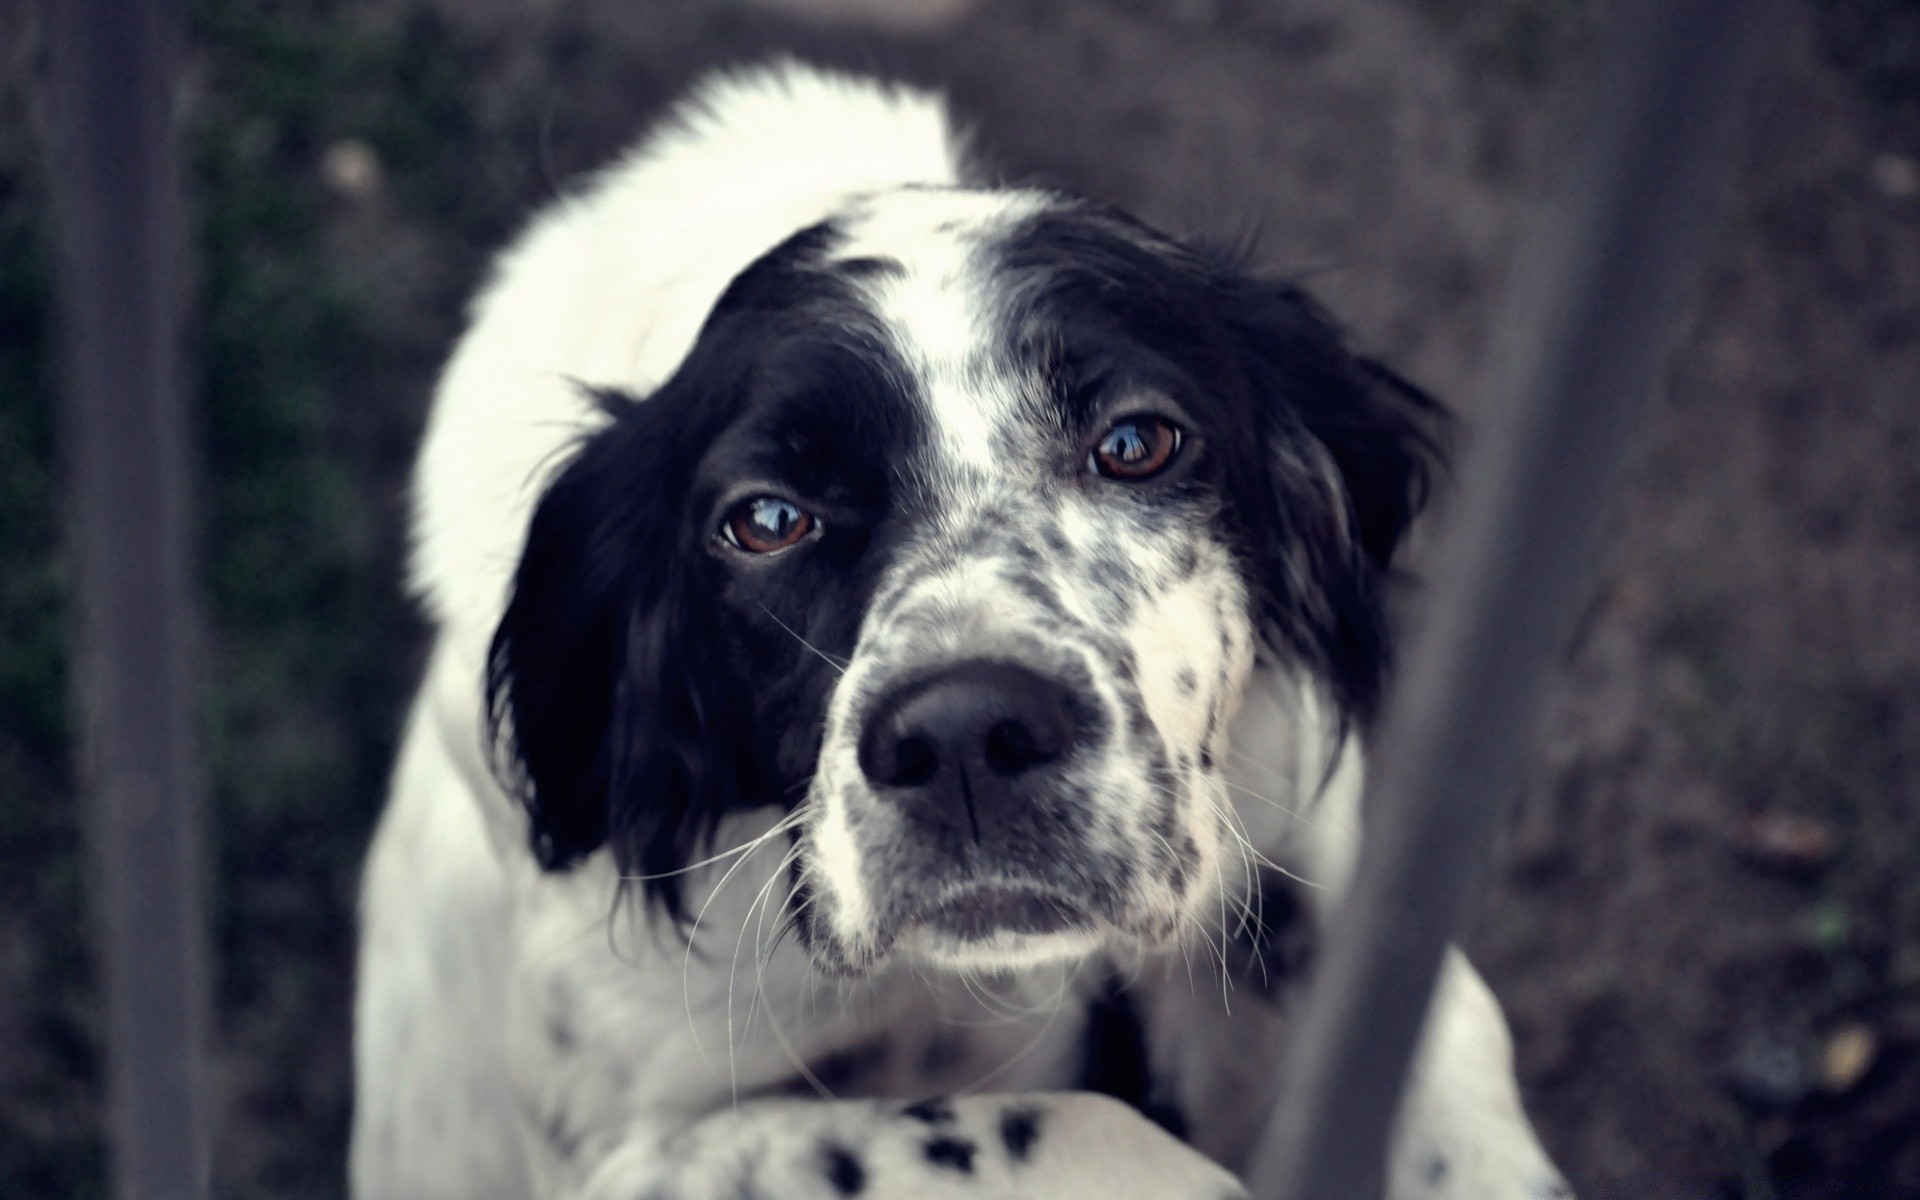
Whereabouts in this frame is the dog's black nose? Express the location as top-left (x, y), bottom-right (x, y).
top-left (858, 661), bottom-right (1081, 827)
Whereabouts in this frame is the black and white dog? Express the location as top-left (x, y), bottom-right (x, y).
top-left (352, 63), bottom-right (1569, 1200)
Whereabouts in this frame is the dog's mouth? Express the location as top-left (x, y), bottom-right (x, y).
top-left (913, 883), bottom-right (1093, 942)
top-left (798, 860), bottom-right (1180, 975)
top-left (882, 881), bottom-right (1109, 970)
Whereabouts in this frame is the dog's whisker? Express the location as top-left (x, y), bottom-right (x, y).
top-left (757, 603), bottom-right (848, 675)
top-left (625, 808), bottom-right (806, 884)
top-left (729, 841), bottom-right (805, 1073)
top-left (740, 846), bottom-right (806, 1032)
top-left (1216, 772), bottom-right (1327, 834)
top-left (956, 970), bottom-right (1072, 1096)
top-left (1199, 778), bottom-right (1276, 941)
top-left (683, 817), bottom-right (801, 1080)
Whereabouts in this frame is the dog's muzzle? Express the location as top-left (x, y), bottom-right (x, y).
top-left (856, 659), bottom-right (1103, 942)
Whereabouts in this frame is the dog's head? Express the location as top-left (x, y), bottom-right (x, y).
top-left (488, 188), bottom-right (1440, 974)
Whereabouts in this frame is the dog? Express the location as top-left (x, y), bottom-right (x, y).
top-left (350, 62), bottom-right (1571, 1200)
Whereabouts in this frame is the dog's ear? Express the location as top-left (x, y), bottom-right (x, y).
top-left (1216, 275), bottom-right (1448, 724)
top-left (486, 387), bottom-right (743, 922)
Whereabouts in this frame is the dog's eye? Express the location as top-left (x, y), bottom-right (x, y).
top-left (722, 496), bottom-right (815, 554)
top-left (1091, 416), bottom-right (1182, 481)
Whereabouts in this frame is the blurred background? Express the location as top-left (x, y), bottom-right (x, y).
top-left (1, 0), bottom-right (1917, 1196)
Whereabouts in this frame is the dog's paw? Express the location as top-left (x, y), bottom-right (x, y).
top-left (980, 1092), bottom-right (1245, 1200)
top-left (578, 1092), bottom-right (1246, 1200)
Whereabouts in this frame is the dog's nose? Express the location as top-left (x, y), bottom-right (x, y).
top-left (857, 661), bottom-right (1081, 825)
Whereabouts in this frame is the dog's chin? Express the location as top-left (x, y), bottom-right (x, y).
top-left (901, 884), bottom-right (1108, 973)
top-left (803, 881), bottom-right (1153, 977)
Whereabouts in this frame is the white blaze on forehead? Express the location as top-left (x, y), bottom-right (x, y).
top-left (834, 188), bottom-right (1051, 473)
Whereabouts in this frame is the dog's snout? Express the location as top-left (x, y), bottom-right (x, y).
top-left (858, 662), bottom-right (1080, 811)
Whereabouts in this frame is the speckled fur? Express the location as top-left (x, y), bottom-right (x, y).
top-left (351, 61), bottom-right (1570, 1200)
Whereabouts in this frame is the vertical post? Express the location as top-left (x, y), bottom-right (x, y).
top-left (1245, 1), bottom-right (1783, 1197)
top-left (47, 2), bottom-right (211, 1199)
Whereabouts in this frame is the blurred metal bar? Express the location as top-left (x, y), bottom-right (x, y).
top-left (48, 1), bottom-right (211, 1199)
top-left (1245, 2), bottom-right (1782, 1198)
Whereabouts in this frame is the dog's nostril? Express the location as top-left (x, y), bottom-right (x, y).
top-left (890, 734), bottom-right (938, 788)
top-left (858, 660), bottom-right (1082, 796)
top-left (983, 719), bottom-right (1053, 777)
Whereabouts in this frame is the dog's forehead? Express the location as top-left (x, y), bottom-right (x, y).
top-left (829, 188), bottom-right (1056, 475)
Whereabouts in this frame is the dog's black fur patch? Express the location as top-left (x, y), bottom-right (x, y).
top-left (922, 1135), bottom-right (977, 1174)
top-left (998, 1105), bottom-right (1044, 1162)
top-left (899, 1097), bottom-right (956, 1125)
top-left (991, 204), bottom-right (1443, 726)
top-left (818, 1140), bottom-right (867, 1196)
top-left (1079, 977), bottom-right (1187, 1139)
top-left (487, 220), bottom-right (927, 920)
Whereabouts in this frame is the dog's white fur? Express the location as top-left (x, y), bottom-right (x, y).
top-left (353, 63), bottom-right (1567, 1200)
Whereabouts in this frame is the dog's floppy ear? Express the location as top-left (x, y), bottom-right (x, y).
top-left (486, 386), bottom-right (743, 922)
top-left (1217, 275), bottom-right (1448, 724)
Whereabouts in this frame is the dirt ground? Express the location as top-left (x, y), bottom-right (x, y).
top-left (2, 0), bottom-right (1917, 1197)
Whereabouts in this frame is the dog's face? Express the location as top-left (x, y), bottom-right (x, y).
top-left (489, 188), bottom-right (1438, 975)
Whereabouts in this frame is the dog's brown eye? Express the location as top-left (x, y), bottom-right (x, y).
top-left (1091, 416), bottom-right (1181, 481)
top-left (723, 497), bottom-right (814, 554)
